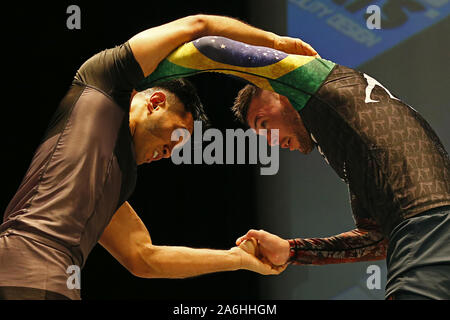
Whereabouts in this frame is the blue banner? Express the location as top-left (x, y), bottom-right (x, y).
top-left (287, 0), bottom-right (450, 67)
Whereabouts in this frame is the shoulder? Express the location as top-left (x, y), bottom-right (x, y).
top-left (73, 42), bottom-right (144, 109)
top-left (74, 43), bottom-right (136, 83)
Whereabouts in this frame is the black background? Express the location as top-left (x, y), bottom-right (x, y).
top-left (2, 1), bottom-right (264, 299)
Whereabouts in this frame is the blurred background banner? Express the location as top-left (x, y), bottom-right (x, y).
top-left (287, 0), bottom-right (450, 67)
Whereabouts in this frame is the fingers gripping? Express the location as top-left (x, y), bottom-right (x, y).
top-left (236, 229), bottom-right (266, 245)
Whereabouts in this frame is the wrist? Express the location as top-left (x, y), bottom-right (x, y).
top-left (287, 239), bottom-right (298, 264)
top-left (271, 33), bottom-right (281, 50)
top-left (189, 14), bottom-right (209, 39)
top-left (229, 247), bottom-right (244, 271)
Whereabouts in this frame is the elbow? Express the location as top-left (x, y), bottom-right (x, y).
top-left (187, 14), bottom-right (209, 40)
top-left (131, 269), bottom-right (158, 279)
top-left (129, 264), bottom-right (151, 279)
top-left (129, 244), bottom-right (161, 279)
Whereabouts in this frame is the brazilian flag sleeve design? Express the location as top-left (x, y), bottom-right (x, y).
top-left (135, 36), bottom-right (335, 112)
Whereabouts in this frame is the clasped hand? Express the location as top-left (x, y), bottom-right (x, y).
top-left (232, 229), bottom-right (291, 275)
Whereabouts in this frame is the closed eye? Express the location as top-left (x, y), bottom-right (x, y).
top-left (255, 117), bottom-right (267, 130)
top-left (261, 120), bottom-right (267, 129)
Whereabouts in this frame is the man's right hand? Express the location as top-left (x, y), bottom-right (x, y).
top-left (236, 230), bottom-right (290, 266)
top-left (232, 238), bottom-right (286, 275)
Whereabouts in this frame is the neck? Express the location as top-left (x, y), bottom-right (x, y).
top-left (129, 95), bottom-right (147, 137)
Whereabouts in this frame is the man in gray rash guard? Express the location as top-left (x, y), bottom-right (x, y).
top-left (0, 15), bottom-right (318, 300)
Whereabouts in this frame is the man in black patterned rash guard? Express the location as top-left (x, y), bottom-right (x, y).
top-left (234, 65), bottom-right (450, 299)
top-left (0, 15), bottom-right (318, 300)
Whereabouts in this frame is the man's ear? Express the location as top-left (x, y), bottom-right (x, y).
top-left (149, 91), bottom-right (166, 109)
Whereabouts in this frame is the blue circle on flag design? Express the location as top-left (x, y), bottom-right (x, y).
top-left (193, 36), bottom-right (288, 68)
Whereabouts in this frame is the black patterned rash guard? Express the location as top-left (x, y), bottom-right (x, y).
top-left (288, 65), bottom-right (450, 265)
top-left (0, 42), bottom-right (144, 298)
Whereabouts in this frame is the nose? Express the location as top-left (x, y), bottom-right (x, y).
top-left (267, 130), bottom-right (280, 147)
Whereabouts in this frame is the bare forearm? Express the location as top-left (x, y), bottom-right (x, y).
top-left (101, 202), bottom-right (282, 279)
top-left (129, 14), bottom-right (316, 77)
top-left (135, 244), bottom-right (241, 279)
top-left (129, 14), bottom-right (276, 76)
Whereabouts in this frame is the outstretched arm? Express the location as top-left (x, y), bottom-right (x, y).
top-left (286, 225), bottom-right (387, 265)
top-left (237, 190), bottom-right (387, 266)
top-left (129, 14), bottom-right (317, 77)
top-left (99, 201), bottom-right (284, 278)
top-left (236, 219), bottom-right (388, 266)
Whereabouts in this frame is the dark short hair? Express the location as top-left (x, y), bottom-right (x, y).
top-left (151, 78), bottom-right (210, 128)
top-left (231, 84), bottom-right (261, 126)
